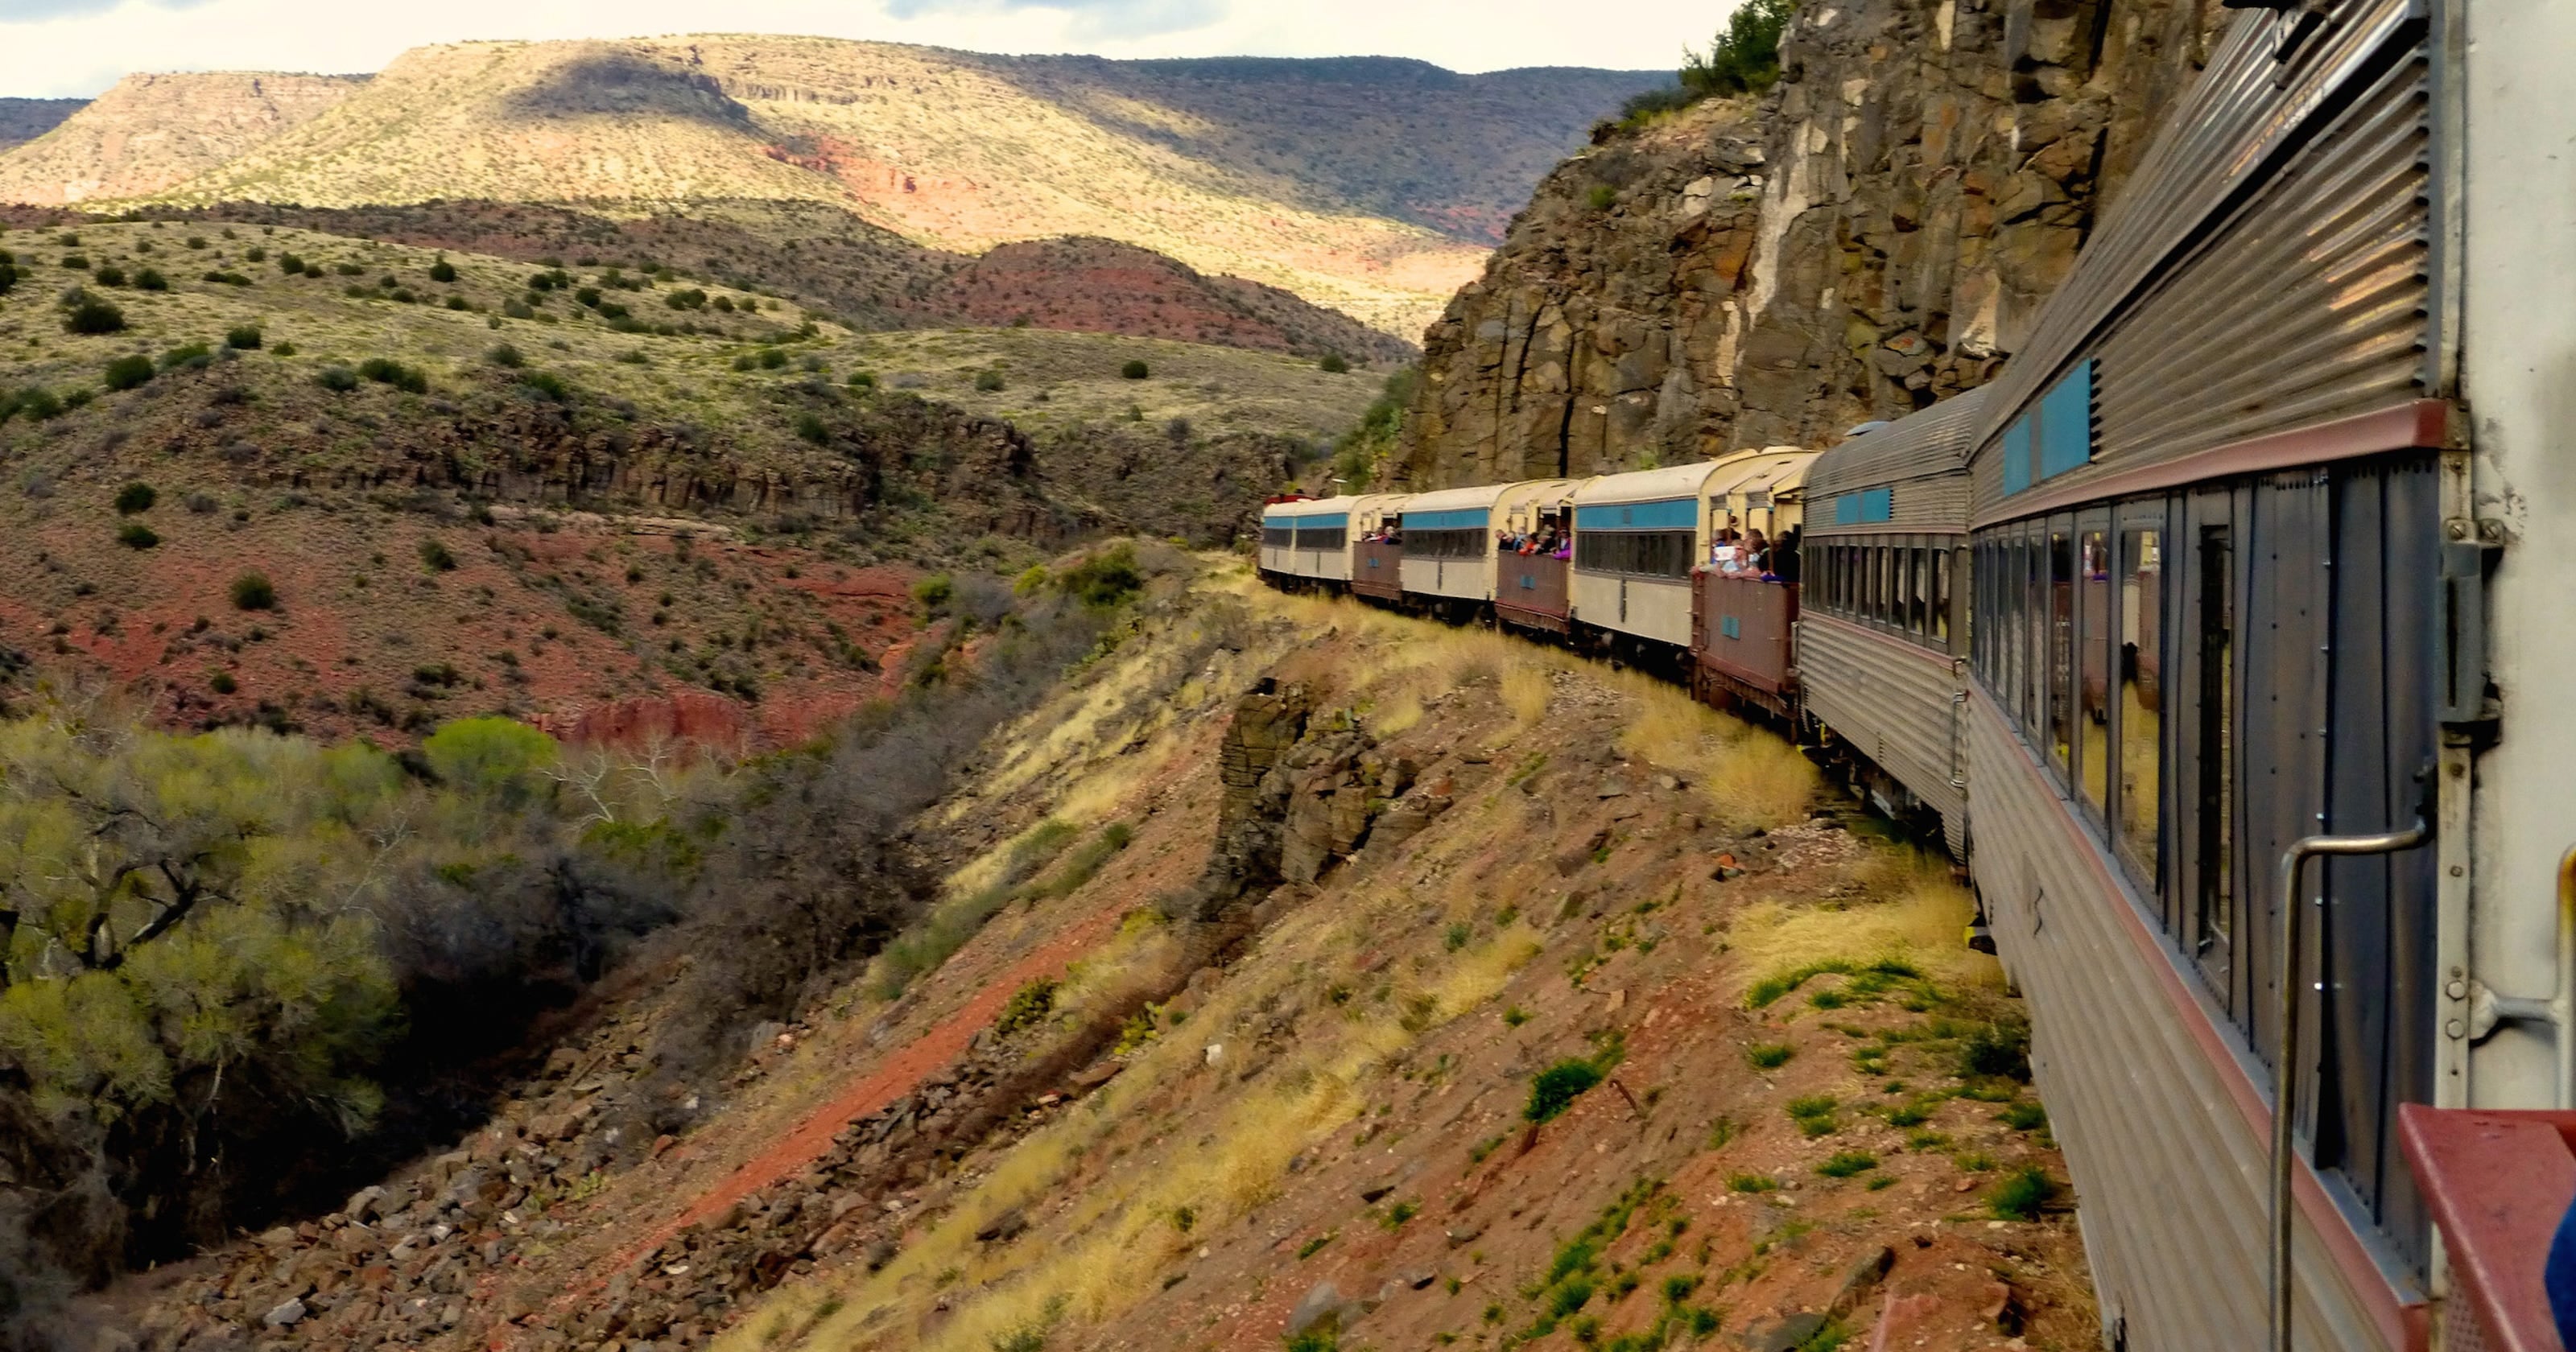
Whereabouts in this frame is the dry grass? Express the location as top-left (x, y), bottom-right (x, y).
top-left (1609, 670), bottom-right (1818, 831)
top-left (1723, 857), bottom-right (1998, 1004)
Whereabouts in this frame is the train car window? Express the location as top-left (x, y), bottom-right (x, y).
top-left (1999, 535), bottom-right (2019, 726)
top-left (2193, 524), bottom-right (2235, 970)
top-left (1406, 527), bottom-right (1488, 560)
top-left (1901, 548), bottom-right (1920, 634)
top-left (2120, 527), bottom-right (2162, 890)
top-left (1299, 524), bottom-right (1348, 552)
top-left (1261, 522), bottom-right (1294, 548)
top-left (2024, 534), bottom-right (2046, 736)
top-left (2079, 530), bottom-right (2112, 817)
top-left (1575, 529), bottom-right (1696, 579)
top-left (1878, 547), bottom-right (1896, 625)
top-left (2048, 526), bottom-right (2074, 777)
top-left (1936, 550), bottom-right (1953, 648)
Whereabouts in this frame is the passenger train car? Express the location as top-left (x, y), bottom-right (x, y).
top-left (1260, 1), bottom-right (2573, 1345)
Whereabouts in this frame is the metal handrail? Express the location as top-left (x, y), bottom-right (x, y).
top-left (2269, 816), bottom-right (2433, 1352)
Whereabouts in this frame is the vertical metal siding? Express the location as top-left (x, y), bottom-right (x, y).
top-left (1798, 616), bottom-right (1964, 826)
top-left (1968, 694), bottom-right (2397, 1351)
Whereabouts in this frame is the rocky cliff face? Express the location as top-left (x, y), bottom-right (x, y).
top-left (1397, 0), bottom-right (2222, 487)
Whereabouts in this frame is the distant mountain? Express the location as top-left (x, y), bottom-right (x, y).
top-left (0, 39), bottom-right (1665, 336)
top-left (0, 97), bottom-right (85, 154)
top-left (0, 73), bottom-right (362, 204)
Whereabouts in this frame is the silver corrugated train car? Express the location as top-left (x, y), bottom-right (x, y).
top-left (1256, 0), bottom-right (2576, 1342)
top-left (1798, 387), bottom-right (1989, 855)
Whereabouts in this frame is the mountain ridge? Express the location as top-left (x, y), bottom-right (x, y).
top-left (0, 38), bottom-right (1669, 337)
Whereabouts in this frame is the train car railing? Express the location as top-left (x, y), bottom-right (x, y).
top-left (2398, 1104), bottom-right (2576, 1352)
top-left (1690, 571), bottom-right (1798, 718)
top-left (1353, 540), bottom-right (1406, 601)
top-left (1497, 552), bottom-right (1571, 633)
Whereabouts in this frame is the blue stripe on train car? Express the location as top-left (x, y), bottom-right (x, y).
top-left (1575, 497), bottom-right (1699, 531)
top-left (1406, 508), bottom-right (1490, 530)
top-left (1860, 486), bottom-right (1893, 521)
top-left (1292, 513), bottom-right (1350, 531)
top-left (2037, 359), bottom-right (2094, 480)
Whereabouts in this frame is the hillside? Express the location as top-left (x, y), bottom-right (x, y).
top-left (0, 98), bottom-right (84, 155)
top-left (1393, 0), bottom-right (2224, 486)
top-left (149, 202), bottom-right (1418, 364)
top-left (78, 563), bottom-right (2095, 1352)
top-left (0, 72), bottom-right (363, 206)
top-left (0, 221), bottom-right (1371, 739)
top-left (0, 39), bottom-right (1666, 337)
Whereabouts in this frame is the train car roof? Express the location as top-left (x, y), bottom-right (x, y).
top-left (1716, 448), bottom-right (1818, 500)
top-left (1265, 496), bottom-right (1359, 518)
top-left (1400, 484), bottom-right (1509, 513)
top-left (1496, 477), bottom-right (1587, 504)
top-left (1807, 386), bottom-right (1993, 499)
top-left (1574, 450), bottom-right (1810, 509)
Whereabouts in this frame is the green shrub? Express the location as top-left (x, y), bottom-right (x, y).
top-left (427, 258), bottom-right (456, 283)
top-left (1959, 1022), bottom-right (2032, 1082)
top-left (1525, 1059), bottom-right (1604, 1123)
top-left (848, 369), bottom-right (877, 390)
top-left (357, 358), bottom-right (427, 394)
top-left (419, 538), bottom-right (457, 572)
top-left (1726, 1172), bottom-right (1778, 1193)
top-left (275, 252), bottom-right (303, 274)
top-left (994, 976), bottom-right (1059, 1035)
top-left (1319, 353), bottom-right (1350, 373)
top-left (2000, 1100), bottom-right (2049, 1131)
top-left (664, 287), bottom-right (707, 310)
top-left (208, 671), bottom-right (236, 695)
top-left (1587, 184), bottom-right (1617, 211)
top-left (574, 286), bottom-right (602, 308)
top-left (758, 348), bottom-right (787, 369)
top-left (1814, 1151), bottom-right (1878, 1178)
top-left (487, 343), bottom-right (525, 369)
top-left (795, 411), bottom-right (830, 445)
top-left (1988, 1166), bottom-right (2058, 1221)
top-left (1057, 543), bottom-right (1144, 609)
top-left (134, 267), bottom-right (167, 291)
top-left (316, 365), bottom-right (359, 392)
top-left (63, 296), bottom-right (126, 335)
top-left (102, 356), bottom-right (154, 392)
top-left (11, 388), bottom-right (62, 422)
top-left (974, 369), bottom-right (1006, 392)
top-left (519, 370), bottom-right (570, 401)
top-left (201, 270), bottom-right (250, 286)
top-left (158, 343), bottom-right (211, 371)
top-left (229, 571), bottom-right (277, 610)
top-left (114, 482), bottom-right (156, 514)
top-left (225, 324), bottom-right (262, 350)
top-left (116, 521), bottom-right (159, 550)
top-left (271, 342), bottom-right (296, 357)
top-left (1745, 1042), bottom-right (1794, 1070)
top-left (1120, 359), bottom-right (1150, 380)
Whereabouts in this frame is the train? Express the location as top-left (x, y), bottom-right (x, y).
top-left (1261, 1), bottom-right (2576, 1347)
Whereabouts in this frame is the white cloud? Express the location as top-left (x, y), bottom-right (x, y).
top-left (0, 0), bottom-right (1721, 98)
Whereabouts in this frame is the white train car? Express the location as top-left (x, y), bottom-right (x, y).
top-left (1396, 484), bottom-right (1509, 604)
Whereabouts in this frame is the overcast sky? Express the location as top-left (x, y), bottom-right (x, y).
top-left (0, 0), bottom-right (1729, 99)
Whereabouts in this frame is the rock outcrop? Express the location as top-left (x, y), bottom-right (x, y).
top-left (1397, 0), bottom-right (2223, 487)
